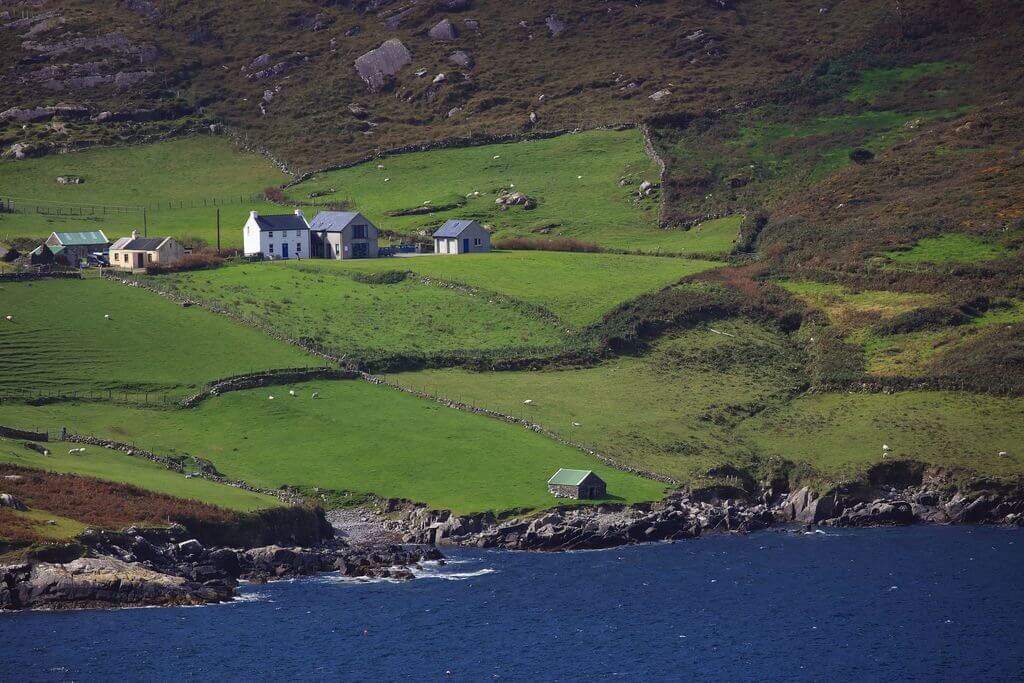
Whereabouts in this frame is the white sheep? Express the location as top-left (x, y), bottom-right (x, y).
top-left (68, 447), bottom-right (86, 455)
top-left (523, 399), bottom-right (533, 405)
top-left (377, 164), bottom-right (385, 169)
top-left (882, 444), bottom-right (892, 452)
top-left (104, 314), bottom-right (110, 319)
top-left (577, 175), bottom-right (583, 179)
top-left (311, 392), bottom-right (319, 399)
top-left (493, 155), bottom-right (501, 159)
top-left (4, 315), bottom-right (11, 321)
top-left (999, 451), bottom-right (1009, 458)
top-left (288, 390), bottom-right (296, 396)
top-left (384, 178), bottom-right (390, 182)
top-left (268, 395), bottom-right (275, 400)
top-left (572, 422), bottom-right (582, 427)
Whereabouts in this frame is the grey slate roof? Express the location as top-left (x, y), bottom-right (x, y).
top-left (433, 219), bottom-right (478, 238)
top-left (118, 237), bottom-right (166, 251)
top-left (253, 214), bottom-right (309, 232)
top-left (309, 211), bottom-right (363, 232)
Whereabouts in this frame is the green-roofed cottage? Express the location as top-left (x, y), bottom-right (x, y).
top-left (45, 230), bottom-right (109, 266)
top-left (547, 468), bottom-right (607, 500)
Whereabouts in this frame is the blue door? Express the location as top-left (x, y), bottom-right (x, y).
top-left (281, 243), bottom-right (289, 258)
top-left (462, 238), bottom-right (470, 253)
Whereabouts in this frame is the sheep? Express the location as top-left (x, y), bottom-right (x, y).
top-left (384, 178), bottom-right (390, 182)
top-left (288, 390), bottom-right (296, 396)
top-left (999, 451), bottom-right (1009, 458)
top-left (104, 314), bottom-right (111, 319)
top-left (4, 315), bottom-right (11, 321)
top-left (268, 395), bottom-right (275, 400)
top-left (493, 155), bottom-right (501, 159)
top-left (577, 175), bottom-right (583, 179)
top-left (572, 421), bottom-right (582, 427)
top-left (523, 399), bottom-right (533, 405)
top-left (882, 444), bottom-right (892, 452)
top-left (68, 447), bottom-right (86, 455)
top-left (377, 164), bottom-right (385, 169)
top-left (311, 392), bottom-right (320, 399)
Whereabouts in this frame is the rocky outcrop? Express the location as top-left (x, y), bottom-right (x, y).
top-left (428, 19), bottom-right (458, 41)
top-left (354, 39), bottom-right (412, 91)
top-left (546, 15), bottom-right (568, 37)
top-left (0, 493), bottom-right (28, 511)
top-left (0, 557), bottom-right (233, 610)
top-left (448, 50), bottom-right (473, 68)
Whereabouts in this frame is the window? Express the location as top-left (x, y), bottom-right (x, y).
top-left (269, 243), bottom-right (274, 253)
top-left (474, 238), bottom-right (481, 246)
top-left (296, 242), bottom-right (301, 252)
top-left (353, 225), bottom-right (367, 239)
top-left (268, 231), bottom-right (274, 238)
top-left (114, 253), bottom-right (119, 261)
top-left (283, 230), bottom-right (289, 238)
top-left (335, 244), bottom-right (340, 255)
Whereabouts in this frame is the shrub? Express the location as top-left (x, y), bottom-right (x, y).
top-left (849, 147), bottom-right (874, 164)
top-left (146, 250), bottom-right (224, 274)
top-left (263, 186), bottom-right (285, 203)
top-left (494, 236), bottom-right (603, 253)
top-left (350, 270), bottom-right (410, 285)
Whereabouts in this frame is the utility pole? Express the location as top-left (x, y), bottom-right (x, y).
top-left (216, 208), bottom-right (221, 254)
top-left (143, 208), bottom-right (148, 237)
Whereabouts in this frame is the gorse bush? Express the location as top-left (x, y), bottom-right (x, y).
top-left (350, 270), bottom-right (410, 285)
top-left (146, 251), bottom-right (224, 274)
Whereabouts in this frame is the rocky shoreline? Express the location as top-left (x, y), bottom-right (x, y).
top-left (1, 522), bottom-right (441, 611)
top-left (393, 463), bottom-right (1024, 551)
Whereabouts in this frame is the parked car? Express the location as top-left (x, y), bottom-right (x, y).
top-left (87, 252), bottom-right (109, 267)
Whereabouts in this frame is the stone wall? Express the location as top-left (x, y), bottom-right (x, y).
top-left (0, 271), bottom-right (82, 282)
top-left (0, 425), bottom-right (49, 441)
top-left (548, 484), bottom-right (580, 499)
top-left (180, 367), bottom-right (358, 407)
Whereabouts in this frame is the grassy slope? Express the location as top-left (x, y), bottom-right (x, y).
top-left (0, 380), bottom-right (667, 514)
top-left (0, 438), bottom-right (278, 512)
top-left (387, 320), bottom-right (805, 483)
top-left (289, 251), bottom-right (721, 327)
top-left (390, 320), bottom-right (1024, 485)
top-left (0, 137), bottom-right (288, 248)
top-left (737, 391), bottom-right (1024, 482)
top-left (0, 278), bottom-right (314, 397)
top-left (883, 233), bottom-right (1010, 264)
top-left (157, 262), bottom-right (570, 355)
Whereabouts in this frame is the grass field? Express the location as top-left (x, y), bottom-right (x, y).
top-left (845, 62), bottom-right (958, 104)
top-left (883, 233), bottom-right (1010, 264)
top-left (0, 279), bottom-right (315, 397)
top-left (0, 438), bottom-right (278, 512)
top-left (156, 262), bottom-right (572, 357)
top-left (779, 280), bottom-right (945, 331)
top-left (0, 380), bottom-right (667, 514)
top-left (284, 129), bottom-right (722, 251)
top-left (0, 137), bottom-right (288, 248)
top-left (737, 391), bottom-right (1024, 482)
top-left (288, 251), bottom-right (722, 327)
top-left (386, 320), bottom-right (806, 483)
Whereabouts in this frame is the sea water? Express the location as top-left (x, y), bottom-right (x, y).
top-left (2, 526), bottom-right (1022, 682)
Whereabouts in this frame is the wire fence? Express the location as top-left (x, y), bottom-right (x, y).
top-left (0, 193), bottom-right (266, 218)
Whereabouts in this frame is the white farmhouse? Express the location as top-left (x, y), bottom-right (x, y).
top-left (432, 219), bottom-right (491, 255)
top-left (243, 210), bottom-right (311, 260)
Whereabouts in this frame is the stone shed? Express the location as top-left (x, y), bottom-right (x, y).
top-left (547, 469), bottom-right (607, 500)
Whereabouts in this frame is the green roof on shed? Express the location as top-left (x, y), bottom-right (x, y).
top-left (547, 468), bottom-right (595, 486)
top-left (51, 230), bottom-right (108, 246)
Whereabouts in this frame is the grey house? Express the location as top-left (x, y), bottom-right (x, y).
top-left (310, 211), bottom-right (379, 259)
top-left (432, 219), bottom-right (491, 255)
top-left (547, 469), bottom-right (607, 500)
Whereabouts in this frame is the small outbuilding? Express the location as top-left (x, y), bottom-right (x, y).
top-left (547, 468), bottom-right (607, 500)
top-left (432, 219), bottom-right (491, 255)
top-left (309, 211), bottom-right (379, 259)
top-left (109, 231), bottom-right (185, 270)
top-left (45, 230), bottom-right (109, 266)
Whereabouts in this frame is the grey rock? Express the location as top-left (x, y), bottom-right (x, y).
top-left (545, 14), bottom-right (568, 37)
top-left (438, 0), bottom-right (471, 10)
top-left (354, 39), bottom-right (412, 91)
top-left (463, 19), bottom-right (480, 30)
top-left (428, 18), bottom-right (458, 41)
top-left (0, 493), bottom-right (28, 511)
top-left (448, 50), bottom-right (473, 68)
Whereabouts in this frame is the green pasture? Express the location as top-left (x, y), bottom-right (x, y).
top-left (737, 391), bottom-right (1024, 482)
top-left (0, 438), bottom-right (279, 512)
top-left (156, 262), bottom-right (571, 357)
top-left (0, 380), bottom-right (667, 514)
top-left (289, 251), bottom-right (722, 326)
top-left (884, 233), bottom-right (1010, 264)
top-left (285, 129), bottom-right (703, 251)
top-left (846, 62), bottom-right (958, 104)
top-left (0, 278), bottom-right (314, 397)
top-left (0, 137), bottom-right (288, 248)
top-left (386, 320), bottom-right (805, 483)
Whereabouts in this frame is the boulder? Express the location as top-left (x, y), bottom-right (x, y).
top-left (448, 50), bottom-right (473, 68)
top-left (177, 539), bottom-right (204, 558)
top-left (546, 15), bottom-right (568, 37)
top-left (0, 493), bottom-right (28, 511)
top-left (649, 89), bottom-right (671, 102)
top-left (354, 39), bottom-right (412, 91)
top-left (3, 142), bottom-right (41, 160)
top-left (438, 0), bottom-right (471, 10)
top-left (428, 18), bottom-right (458, 41)
top-left (464, 19), bottom-right (480, 30)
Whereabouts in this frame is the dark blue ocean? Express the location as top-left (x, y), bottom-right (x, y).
top-left (3, 526), bottom-right (1023, 682)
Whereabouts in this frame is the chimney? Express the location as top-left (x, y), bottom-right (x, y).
top-left (250, 210), bottom-right (258, 220)
top-left (131, 229), bottom-right (139, 239)
top-left (294, 209), bottom-right (304, 217)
